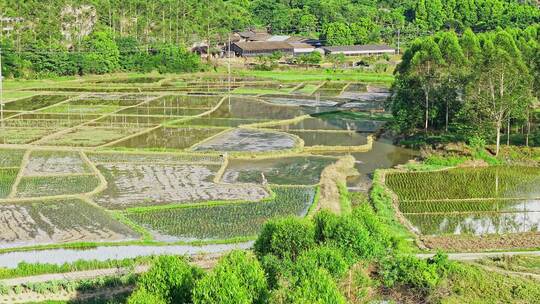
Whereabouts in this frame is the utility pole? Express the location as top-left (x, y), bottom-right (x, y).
top-left (228, 34), bottom-right (231, 109)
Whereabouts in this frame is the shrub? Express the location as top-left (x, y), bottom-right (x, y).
top-left (128, 289), bottom-right (167, 304)
top-left (340, 263), bottom-right (374, 303)
top-left (295, 246), bottom-right (349, 279)
top-left (314, 211), bottom-right (380, 262)
top-left (254, 217), bottom-right (316, 261)
top-left (379, 254), bottom-right (441, 293)
top-left (135, 256), bottom-right (202, 304)
top-left (271, 268), bottom-right (347, 304)
top-left (192, 251), bottom-right (268, 304)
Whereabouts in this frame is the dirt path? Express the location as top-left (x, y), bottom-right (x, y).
top-left (416, 250), bottom-right (540, 261)
top-left (0, 253), bottom-right (222, 287)
top-left (471, 263), bottom-right (540, 281)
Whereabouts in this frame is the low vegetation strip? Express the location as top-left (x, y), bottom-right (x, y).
top-left (317, 156), bottom-right (358, 215)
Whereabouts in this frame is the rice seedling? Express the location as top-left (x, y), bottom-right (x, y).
top-left (3, 95), bottom-right (70, 111)
top-left (125, 186), bottom-right (316, 240)
top-left (87, 151), bottom-right (222, 164)
top-left (386, 166), bottom-right (540, 201)
top-left (23, 151), bottom-right (90, 175)
top-left (15, 175), bottom-right (100, 198)
top-left (0, 168), bottom-right (18, 198)
top-left (46, 127), bottom-right (145, 147)
top-left (0, 149), bottom-right (26, 167)
top-left (0, 199), bottom-right (138, 248)
top-left (94, 163), bottom-right (268, 209)
top-left (112, 127), bottom-right (226, 150)
top-left (0, 128), bottom-right (60, 144)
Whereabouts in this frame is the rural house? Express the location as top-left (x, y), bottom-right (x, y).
top-left (231, 41), bottom-right (294, 57)
top-left (322, 44), bottom-right (396, 56)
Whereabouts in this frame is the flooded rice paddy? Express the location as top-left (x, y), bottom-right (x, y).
top-left (1, 77), bottom-right (536, 260)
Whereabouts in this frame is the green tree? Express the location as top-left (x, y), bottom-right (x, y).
top-left (322, 22), bottom-right (354, 46)
top-left (409, 37), bottom-right (445, 132)
top-left (81, 29), bottom-right (120, 75)
top-left (437, 31), bottom-right (466, 131)
top-left (465, 38), bottom-right (533, 155)
top-left (459, 28), bottom-right (481, 63)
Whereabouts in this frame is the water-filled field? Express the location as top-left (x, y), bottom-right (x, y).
top-left (0, 76), bottom-right (415, 251)
top-left (387, 166), bottom-right (540, 246)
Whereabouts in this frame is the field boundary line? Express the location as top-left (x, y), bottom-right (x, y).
top-left (303, 135), bottom-right (373, 153)
top-left (402, 210), bottom-right (540, 215)
top-left (23, 172), bottom-right (96, 178)
top-left (213, 154), bottom-right (229, 183)
top-left (290, 82), bottom-right (305, 93)
top-left (31, 94), bottom-right (165, 145)
top-left (97, 125), bottom-right (162, 148)
top-left (80, 151), bottom-right (108, 197)
top-left (310, 81), bottom-right (326, 96)
top-left (339, 82), bottom-right (352, 96)
top-left (165, 95), bottom-right (229, 126)
top-left (401, 196), bottom-right (540, 203)
top-left (2, 94), bottom-right (83, 121)
top-left (0, 194), bottom-right (82, 204)
top-left (124, 187), bottom-right (279, 214)
top-left (7, 149), bottom-right (32, 199)
top-left (376, 169), bottom-right (428, 250)
top-left (187, 128), bottom-right (233, 151)
top-left (471, 262), bottom-right (540, 281)
top-left (240, 115), bottom-right (309, 129)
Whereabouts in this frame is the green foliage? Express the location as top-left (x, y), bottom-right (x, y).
top-left (295, 246), bottom-right (349, 279)
top-left (254, 217), bottom-right (316, 261)
top-left (0, 258), bottom-right (147, 280)
top-left (273, 267), bottom-right (347, 304)
top-left (391, 24), bottom-right (539, 150)
top-left (81, 30), bottom-right (120, 75)
top-left (423, 154), bottom-right (469, 167)
top-left (127, 289), bottom-right (167, 304)
top-left (192, 250), bottom-right (268, 304)
top-left (313, 210), bottom-right (384, 262)
top-left (379, 253), bottom-right (448, 294)
top-left (296, 52), bottom-right (322, 67)
top-left (134, 256), bottom-right (202, 304)
top-left (322, 22), bottom-right (354, 46)
top-left (439, 261), bottom-right (540, 303)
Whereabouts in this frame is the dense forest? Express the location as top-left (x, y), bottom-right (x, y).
top-left (0, 0), bottom-right (539, 77)
top-left (391, 24), bottom-right (540, 150)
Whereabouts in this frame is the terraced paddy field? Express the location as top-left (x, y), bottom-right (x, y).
top-left (0, 75), bottom-right (416, 253)
top-left (385, 166), bottom-right (540, 250)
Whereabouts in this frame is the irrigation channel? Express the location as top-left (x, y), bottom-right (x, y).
top-left (0, 242), bottom-right (253, 268)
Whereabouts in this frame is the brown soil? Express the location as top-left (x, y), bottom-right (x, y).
top-left (421, 232), bottom-right (540, 252)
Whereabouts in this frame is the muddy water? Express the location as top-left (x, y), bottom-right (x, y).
top-left (342, 138), bottom-right (418, 191)
top-left (0, 242), bottom-right (253, 268)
